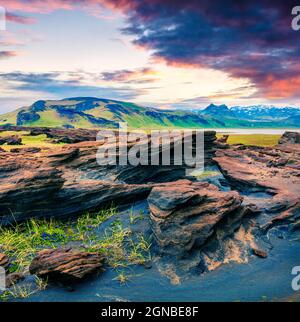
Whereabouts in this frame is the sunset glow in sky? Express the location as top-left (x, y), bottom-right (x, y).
top-left (0, 0), bottom-right (299, 112)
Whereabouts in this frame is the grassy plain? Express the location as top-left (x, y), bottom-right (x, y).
top-left (0, 130), bottom-right (63, 151)
top-left (217, 133), bottom-right (280, 146)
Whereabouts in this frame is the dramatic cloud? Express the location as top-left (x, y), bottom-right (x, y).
top-left (106, 0), bottom-right (300, 100)
top-left (1, 0), bottom-right (300, 101)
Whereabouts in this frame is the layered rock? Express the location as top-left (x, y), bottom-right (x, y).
top-left (148, 180), bottom-right (243, 257)
top-left (0, 130), bottom-right (217, 224)
top-left (214, 143), bottom-right (300, 230)
top-left (29, 249), bottom-right (104, 280)
top-left (147, 180), bottom-right (265, 273)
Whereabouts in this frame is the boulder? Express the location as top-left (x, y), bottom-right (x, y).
top-left (252, 248), bottom-right (268, 258)
top-left (279, 131), bottom-right (300, 145)
top-left (29, 249), bottom-right (104, 280)
top-left (148, 180), bottom-right (243, 256)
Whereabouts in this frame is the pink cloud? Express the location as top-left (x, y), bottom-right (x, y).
top-left (6, 12), bottom-right (36, 24)
top-left (1, 0), bottom-right (75, 14)
top-left (0, 51), bottom-right (19, 59)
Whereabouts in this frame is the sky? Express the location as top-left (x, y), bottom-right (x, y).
top-left (0, 0), bottom-right (299, 113)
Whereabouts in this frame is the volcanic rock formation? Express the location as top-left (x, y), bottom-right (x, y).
top-left (148, 180), bottom-right (243, 256)
top-left (0, 130), bottom-right (217, 224)
top-left (29, 249), bottom-right (104, 280)
top-left (214, 141), bottom-right (300, 230)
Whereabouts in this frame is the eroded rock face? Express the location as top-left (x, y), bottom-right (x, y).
top-left (148, 180), bottom-right (243, 257)
top-left (148, 137), bottom-right (300, 272)
top-left (29, 249), bottom-right (104, 280)
top-left (0, 131), bottom-right (217, 224)
top-left (214, 143), bottom-right (300, 230)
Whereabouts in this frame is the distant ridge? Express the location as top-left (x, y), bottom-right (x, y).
top-left (0, 97), bottom-right (299, 129)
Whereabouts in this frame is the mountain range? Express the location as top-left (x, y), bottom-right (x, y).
top-left (0, 97), bottom-right (299, 129)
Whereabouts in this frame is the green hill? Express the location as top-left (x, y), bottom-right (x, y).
top-left (0, 97), bottom-right (299, 129)
top-left (0, 97), bottom-right (214, 129)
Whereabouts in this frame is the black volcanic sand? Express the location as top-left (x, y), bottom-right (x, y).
top-left (14, 197), bottom-right (300, 302)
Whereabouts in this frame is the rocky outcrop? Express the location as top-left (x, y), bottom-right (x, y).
top-left (0, 125), bottom-right (100, 144)
top-left (147, 138), bottom-right (299, 270)
top-left (0, 143), bottom-right (153, 224)
top-left (0, 135), bottom-right (22, 145)
top-left (214, 143), bottom-right (300, 230)
top-left (147, 180), bottom-right (264, 272)
top-left (148, 180), bottom-right (243, 257)
top-left (0, 159), bottom-right (152, 224)
top-left (29, 249), bottom-right (104, 280)
top-left (279, 131), bottom-right (300, 144)
top-left (0, 130), bottom-right (217, 224)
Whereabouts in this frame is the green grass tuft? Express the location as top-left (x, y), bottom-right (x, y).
top-left (0, 205), bottom-right (152, 298)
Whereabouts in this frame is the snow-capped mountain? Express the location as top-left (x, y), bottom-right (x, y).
top-left (230, 105), bottom-right (300, 120)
